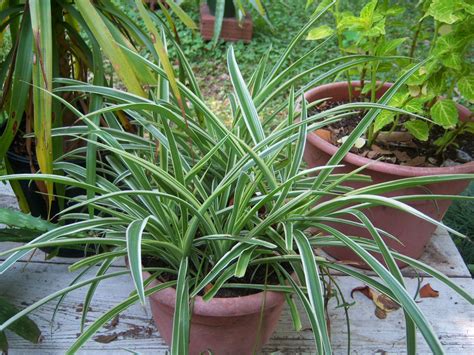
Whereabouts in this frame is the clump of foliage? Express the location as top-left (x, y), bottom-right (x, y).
top-left (0, 4), bottom-right (473, 355)
top-left (306, 0), bottom-right (473, 153)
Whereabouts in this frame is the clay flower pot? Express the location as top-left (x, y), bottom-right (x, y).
top-left (304, 81), bottom-right (474, 267)
top-left (144, 270), bottom-right (286, 355)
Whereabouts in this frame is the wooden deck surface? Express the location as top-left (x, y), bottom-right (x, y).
top-left (0, 184), bottom-right (472, 354)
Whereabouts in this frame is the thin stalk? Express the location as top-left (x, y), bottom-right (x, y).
top-left (334, 0), bottom-right (353, 102)
top-left (409, 19), bottom-right (423, 59)
top-left (429, 20), bottom-right (439, 56)
top-left (388, 114), bottom-right (400, 134)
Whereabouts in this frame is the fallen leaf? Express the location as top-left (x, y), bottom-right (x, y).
top-left (351, 285), bottom-right (372, 299)
top-left (352, 285), bottom-right (400, 319)
top-left (111, 315), bottom-right (120, 327)
top-left (315, 129), bottom-right (332, 142)
top-left (337, 136), bottom-right (366, 149)
top-left (371, 144), bottom-right (393, 155)
top-left (393, 150), bottom-right (411, 162)
top-left (420, 283), bottom-right (439, 298)
top-left (375, 307), bottom-right (388, 319)
top-left (402, 155), bottom-right (426, 167)
top-left (105, 315), bottom-right (120, 330)
top-left (94, 334), bottom-right (118, 344)
top-left (377, 131), bottom-right (413, 143)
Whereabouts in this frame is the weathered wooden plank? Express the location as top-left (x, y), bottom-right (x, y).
top-left (313, 226), bottom-right (471, 279)
top-left (1, 261), bottom-right (472, 354)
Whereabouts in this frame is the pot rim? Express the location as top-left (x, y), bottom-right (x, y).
top-left (305, 81), bottom-right (474, 177)
top-left (143, 269), bottom-right (286, 317)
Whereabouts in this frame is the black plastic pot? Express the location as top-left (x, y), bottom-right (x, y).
top-left (6, 150), bottom-right (98, 258)
top-left (207, 0), bottom-right (236, 18)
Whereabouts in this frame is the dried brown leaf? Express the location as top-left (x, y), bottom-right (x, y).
top-left (351, 285), bottom-right (372, 299)
top-left (420, 283), bottom-right (439, 298)
top-left (94, 334), bottom-right (118, 344)
top-left (402, 155), bottom-right (426, 167)
top-left (315, 129), bottom-right (332, 142)
top-left (352, 285), bottom-right (400, 318)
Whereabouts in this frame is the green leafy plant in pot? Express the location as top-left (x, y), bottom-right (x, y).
top-left (0, 8), bottom-right (473, 353)
top-left (304, 0), bottom-right (474, 267)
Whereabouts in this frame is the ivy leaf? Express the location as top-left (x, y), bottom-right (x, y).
top-left (434, 35), bottom-right (464, 71)
top-left (366, 18), bottom-right (386, 37)
top-left (427, 0), bottom-right (462, 24)
top-left (430, 99), bottom-right (459, 129)
top-left (375, 37), bottom-right (407, 56)
top-left (442, 52), bottom-right (463, 71)
top-left (374, 110), bottom-right (395, 132)
top-left (458, 75), bottom-right (474, 101)
top-left (360, 0), bottom-right (377, 22)
top-left (373, 91), bottom-right (410, 133)
top-left (434, 130), bottom-right (456, 148)
top-left (404, 98), bottom-right (427, 114)
top-left (306, 25), bottom-right (334, 40)
top-left (463, 122), bottom-right (474, 134)
top-left (405, 120), bottom-right (430, 141)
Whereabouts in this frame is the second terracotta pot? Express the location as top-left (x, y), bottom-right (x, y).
top-left (304, 81), bottom-right (474, 268)
top-left (145, 270), bottom-right (286, 355)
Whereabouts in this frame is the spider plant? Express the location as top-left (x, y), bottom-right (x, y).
top-left (0, 5), bottom-right (473, 354)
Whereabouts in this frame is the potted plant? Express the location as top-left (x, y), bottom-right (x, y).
top-left (303, 0), bottom-right (474, 266)
top-left (200, 0), bottom-right (270, 43)
top-left (0, 11), bottom-right (473, 352)
top-left (0, 0), bottom-right (184, 256)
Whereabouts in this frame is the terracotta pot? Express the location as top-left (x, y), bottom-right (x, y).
top-left (144, 270), bottom-right (286, 355)
top-left (304, 81), bottom-right (474, 268)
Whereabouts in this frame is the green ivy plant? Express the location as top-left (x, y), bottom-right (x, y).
top-left (395, 0), bottom-right (474, 153)
top-left (306, 0), bottom-right (408, 145)
top-left (306, 0), bottom-right (473, 155)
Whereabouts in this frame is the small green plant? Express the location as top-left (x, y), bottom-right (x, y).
top-left (0, 6), bottom-right (473, 354)
top-left (396, 0), bottom-right (474, 153)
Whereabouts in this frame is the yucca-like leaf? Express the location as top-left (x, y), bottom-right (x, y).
top-left (294, 230), bottom-right (332, 353)
top-left (135, 0), bottom-right (186, 118)
top-left (171, 257), bottom-right (190, 355)
top-left (227, 46), bottom-right (265, 145)
top-left (29, 0), bottom-right (54, 207)
top-left (0, 7), bottom-right (32, 160)
top-left (211, 0), bottom-right (225, 44)
top-left (316, 224), bottom-right (443, 353)
top-left (126, 217), bottom-right (150, 306)
top-left (75, 0), bottom-right (145, 97)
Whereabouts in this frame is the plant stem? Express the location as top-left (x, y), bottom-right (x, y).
top-left (389, 114), bottom-right (400, 134)
top-left (409, 19), bottom-right (423, 59)
top-left (429, 20), bottom-right (440, 56)
top-left (334, 0), bottom-right (353, 102)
